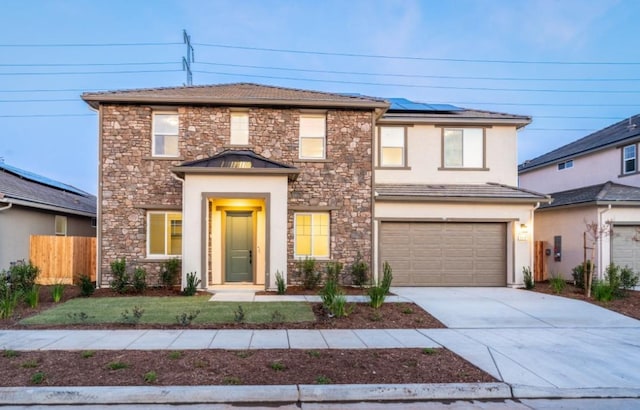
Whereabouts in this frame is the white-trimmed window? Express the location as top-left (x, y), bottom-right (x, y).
top-left (54, 215), bottom-right (67, 236)
top-left (294, 212), bottom-right (329, 258)
top-left (147, 211), bottom-right (182, 257)
top-left (557, 160), bottom-right (573, 170)
top-left (443, 128), bottom-right (484, 168)
top-left (299, 114), bottom-right (326, 159)
top-left (623, 144), bottom-right (637, 174)
top-left (230, 112), bottom-right (249, 145)
top-left (380, 126), bottom-right (406, 167)
top-left (152, 112), bottom-right (179, 157)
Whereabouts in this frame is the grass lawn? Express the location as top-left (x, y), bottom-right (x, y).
top-left (20, 296), bottom-right (315, 325)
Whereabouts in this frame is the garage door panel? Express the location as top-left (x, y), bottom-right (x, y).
top-left (380, 222), bottom-right (506, 287)
top-left (612, 226), bottom-right (640, 273)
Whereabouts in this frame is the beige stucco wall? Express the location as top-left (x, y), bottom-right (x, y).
top-left (533, 205), bottom-right (640, 280)
top-left (182, 174), bottom-right (288, 290)
top-left (374, 124), bottom-right (519, 186)
top-left (520, 148), bottom-right (640, 194)
top-left (374, 201), bottom-right (534, 286)
top-left (0, 205), bottom-right (95, 269)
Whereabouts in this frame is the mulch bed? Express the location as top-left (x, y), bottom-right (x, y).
top-left (0, 348), bottom-right (495, 386)
top-left (529, 281), bottom-right (640, 320)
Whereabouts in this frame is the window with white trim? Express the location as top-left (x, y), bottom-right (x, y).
top-left (557, 160), bottom-right (573, 170)
top-left (380, 126), bottom-right (405, 167)
top-left (152, 112), bottom-right (179, 157)
top-left (55, 215), bottom-right (67, 236)
top-left (443, 128), bottom-right (484, 168)
top-left (623, 144), bottom-right (637, 174)
top-left (147, 211), bottom-right (182, 257)
top-left (230, 112), bottom-right (249, 145)
top-left (294, 212), bottom-right (329, 258)
top-left (299, 114), bottom-right (326, 159)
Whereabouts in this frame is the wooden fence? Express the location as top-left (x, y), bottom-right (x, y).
top-left (29, 235), bottom-right (96, 285)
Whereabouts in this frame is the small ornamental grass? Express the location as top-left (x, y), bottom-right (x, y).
top-left (275, 270), bottom-right (286, 295)
top-left (368, 261), bottom-right (393, 309)
top-left (51, 282), bottom-right (65, 303)
top-left (522, 266), bottom-right (534, 290)
top-left (549, 274), bottom-right (566, 294)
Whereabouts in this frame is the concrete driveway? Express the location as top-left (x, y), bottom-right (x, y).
top-left (393, 287), bottom-right (640, 398)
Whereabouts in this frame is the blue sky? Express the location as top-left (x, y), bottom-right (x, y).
top-left (1, 0), bottom-right (639, 194)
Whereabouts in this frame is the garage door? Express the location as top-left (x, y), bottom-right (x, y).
top-left (379, 222), bottom-right (507, 286)
top-left (612, 225), bottom-right (640, 273)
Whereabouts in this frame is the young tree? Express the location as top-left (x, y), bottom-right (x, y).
top-left (583, 220), bottom-right (613, 298)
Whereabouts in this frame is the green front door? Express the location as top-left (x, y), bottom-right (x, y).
top-left (225, 211), bottom-right (253, 282)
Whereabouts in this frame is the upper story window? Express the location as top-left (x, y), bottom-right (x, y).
top-left (379, 126), bottom-right (406, 167)
top-left (148, 211), bottom-right (182, 257)
top-left (230, 111), bottom-right (249, 145)
top-left (443, 128), bottom-right (484, 168)
top-left (623, 144), bottom-right (637, 174)
top-left (557, 160), bottom-right (573, 170)
top-left (152, 112), bottom-right (179, 157)
top-left (299, 114), bottom-right (326, 159)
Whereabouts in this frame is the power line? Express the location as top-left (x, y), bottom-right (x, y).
top-left (194, 42), bottom-right (640, 66)
top-left (0, 69), bottom-right (181, 76)
top-left (197, 61), bottom-right (640, 83)
top-left (194, 70), bottom-right (640, 94)
top-left (0, 62), bottom-right (177, 67)
top-left (0, 42), bottom-right (181, 47)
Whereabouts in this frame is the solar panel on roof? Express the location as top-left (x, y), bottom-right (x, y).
top-left (0, 163), bottom-right (88, 197)
top-left (387, 98), bottom-right (462, 112)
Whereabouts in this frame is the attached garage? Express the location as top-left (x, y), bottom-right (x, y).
top-left (379, 222), bottom-right (507, 286)
top-left (612, 225), bottom-right (640, 273)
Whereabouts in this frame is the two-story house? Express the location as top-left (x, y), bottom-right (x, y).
top-left (82, 83), bottom-right (547, 289)
top-left (519, 114), bottom-right (640, 278)
top-left (373, 99), bottom-right (548, 286)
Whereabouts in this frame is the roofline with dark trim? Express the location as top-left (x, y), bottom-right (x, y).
top-left (380, 113), bottom-right (532, 129)
top-left (374, 195), bottom-right (550, 204)
top-left (171, 166), bottom-right (301, 180)
top-left (0, 197), bottom-right (96, 218)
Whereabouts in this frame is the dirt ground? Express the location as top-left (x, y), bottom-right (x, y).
top-left (529, 281), bottom-right (640, 320)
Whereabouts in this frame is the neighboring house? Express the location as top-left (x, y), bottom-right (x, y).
top-left (519, 114), bottom-right (640, 279)
top-left (0, 162), bottom-right (97, 269)
top-left (82, 83), bottom-right (547, 289)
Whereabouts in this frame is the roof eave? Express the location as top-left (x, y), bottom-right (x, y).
top-left (171, 166), bottom-right (301, 181)
top-left (375, 195), bottom-right (549, 204)
top-left (81, 95), bottom-right (389, 110)
top-left (379, 114), bottom-right (531, 129)
top-left (1, 197), bottom-right (96, 218)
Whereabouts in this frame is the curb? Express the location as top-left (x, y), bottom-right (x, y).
top-left (0, 383), bottom-right (510, 405)
top-left (511, 385), bottom-right (640, 399)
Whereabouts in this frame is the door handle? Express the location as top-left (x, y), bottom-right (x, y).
top-left (249, 250), bottom-right (252, 265)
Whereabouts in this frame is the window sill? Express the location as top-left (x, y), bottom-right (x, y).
top-left (293, 159), bottom-right (333, 163)
top-left (437, 167), bottom-right (490, 171)
top-left (375, 166), bottom-right (412, 170)
top-left (143, 156), bottom-right (185, 161)
top-left (619, 171), bottom-right (639, 177)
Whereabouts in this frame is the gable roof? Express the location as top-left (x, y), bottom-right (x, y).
top-left (82, 83), bottom-right (389, 111)
top-left (375, 183), bottom-right (549, 203)
top-left (540, 181), bottom-right (640, 209)
top-left (0, 163), bottom-right (96, 217)
top-left (519, 114), bottom-right (640, 173)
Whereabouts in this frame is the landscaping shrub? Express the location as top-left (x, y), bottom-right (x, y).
top-left (368, 261), bottom-right (393, 309)
top-left (300, 257), bottom-right (321, 290)
top-left (275, 270), bottom-right (286, 295)
top-left (176, 310), bottom-right (200, 326)
top-left (78, 274), bottom-right (95, 297)
top-left (183, 272), bottom-right (200, 296)
top-left (109, 258), bottom-right (129, 294)
top-left (24, 285), bottom-right (39, 308)
top-left (121, 305), bottom-right (145, 324)
top-left (325, 261), bottom-right (343, 283)
top-left (51, 282), bottom-right (64, 303)
top-left (593, 280), bottom-right (614, 302)
top-left (319, 276), bottom-right (339, 308)
top-left (522, 266), bottom-right (534, 289)
top-left (132, 267), bottom-right (147, 294)
top-left (350, 252), bottom-right (368, 287)
top-left (571, 261), bottom-right (594, 290)
top-left (8, 260), bottom-right (40, 294)
top-left (160, 258), bottom-right (180, 289)
top-left (620, 266), bottom-right (639, 293)
top-left (328, 294), bottom-right (351, 318)
top-left (233, 305), bottom-right (245, 323)
top-left (549, 274), bottom-right (566, 294)
top-left (0, 277), bottom-right (20, 319)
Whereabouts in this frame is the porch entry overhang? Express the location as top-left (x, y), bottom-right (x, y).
top-left (173, 150), bottom-right (296, 290)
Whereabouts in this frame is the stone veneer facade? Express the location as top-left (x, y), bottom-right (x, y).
top-left (99, 104), bottom-right (374, 286)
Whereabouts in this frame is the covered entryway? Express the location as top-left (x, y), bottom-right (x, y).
top-left (612, 225), bottom-right (640, 273)
top-left (379, 222), bottom-right (507, 286)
